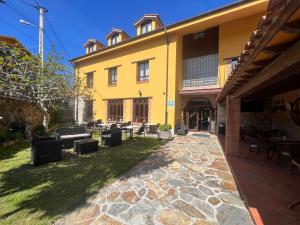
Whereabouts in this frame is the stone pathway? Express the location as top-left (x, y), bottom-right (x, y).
top-left (57, 133), bottom-right (254, 225)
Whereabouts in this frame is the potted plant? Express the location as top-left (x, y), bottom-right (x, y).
top-left (157, 124), bottom-right (174, 141)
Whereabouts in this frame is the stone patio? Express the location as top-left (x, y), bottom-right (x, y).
top-left (57, 133), bottom-right (254, 225)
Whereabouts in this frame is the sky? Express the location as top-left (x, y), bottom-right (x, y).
top-left (0, 0), bottom-right (237, 61)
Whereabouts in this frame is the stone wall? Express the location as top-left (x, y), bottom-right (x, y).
top-left (240, 98), bottom-right (272, 129)
top-left (271, 88), bottom-right (300, 139)
top-left (0, 97), bottom-right (43, 135)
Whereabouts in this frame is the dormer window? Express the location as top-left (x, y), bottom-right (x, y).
top-left (141, 20), bottom-right (152, 34)
top-left (84, 39), bottom-right (104, 54)
top-left (111, 34), bottom-right (119, 45)
top-left (135, 14), bottom-right (163, 36)
top-left (88, 44), bottom-right (94, 53)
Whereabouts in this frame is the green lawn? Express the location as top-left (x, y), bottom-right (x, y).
top-left (0, 137), bottom-right (164, 225)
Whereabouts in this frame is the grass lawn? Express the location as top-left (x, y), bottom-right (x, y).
top-left (0, 137), bottom-right (164, 225)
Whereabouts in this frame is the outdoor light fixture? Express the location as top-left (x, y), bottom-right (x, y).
top-left (138, 90), bottom-right (142, 98)
top-left (19, 19), bottom-right (31, 26)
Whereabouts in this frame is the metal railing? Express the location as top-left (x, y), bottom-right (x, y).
top-left (181, 77), bottom-right (219, 90)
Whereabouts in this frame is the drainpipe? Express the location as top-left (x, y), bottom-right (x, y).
top-left (164, 27), bottom-right (170, 125)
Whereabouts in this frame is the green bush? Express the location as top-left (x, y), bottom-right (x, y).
top-left (0, 128), bottom-right (14, 142)
top-left (32, 124), bottom-right (47, 136)
top-left (159, 124), bottom-right (172, 132)
top-left (14, 131), bottom-right (24, 141)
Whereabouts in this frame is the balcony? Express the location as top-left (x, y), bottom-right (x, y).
top-left (181, 77), bottom-right (219, 90)
top-left (182, 53), bottom-right (219, 91)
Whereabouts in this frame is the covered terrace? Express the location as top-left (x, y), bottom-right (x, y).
top-left (217, 0), bottom-right (300, 224)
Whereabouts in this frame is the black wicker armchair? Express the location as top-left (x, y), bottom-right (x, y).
top-left (101, 128), bottom-right (122, 147)
top-left (31, 134), bottom-right (62, 166)
top-left (174, 124), bottom-right (188, 136)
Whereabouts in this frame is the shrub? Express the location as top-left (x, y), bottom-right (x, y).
top-left (32, 124), bottom-right (47, 136)
top-left (0, 128), bottom-right (14, 142)
top-left (159, 124), bottom-right (172, 132)
top-left (14, 131), bottom-right (25, 141)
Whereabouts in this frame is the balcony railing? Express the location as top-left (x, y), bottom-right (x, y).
top-left (181, 77), bottom-right (219, 90)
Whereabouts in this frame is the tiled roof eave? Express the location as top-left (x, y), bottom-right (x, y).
top-left (217, 0), bottom-right (300, 102)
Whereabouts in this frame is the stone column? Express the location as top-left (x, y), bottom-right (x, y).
top-left (225, 95), bottom-right (241, 156)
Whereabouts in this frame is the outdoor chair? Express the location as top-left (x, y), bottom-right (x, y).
top-left (244, 134), bottom-right (274, 159)
top-left (87, 120), bottom-right (96, 130)
top-left (134, 125), bottom-right (145, 139)
top-left (31, 134), bottom-right (62, 166)
top-left (174, 123), bottom-right (188, 136)
top-left (101, 128), bottom-right (122, 147)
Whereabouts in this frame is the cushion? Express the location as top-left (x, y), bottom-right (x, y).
top-left (102, 134), bottom-right (112, 138)
top-left (60, 133), bottom-right (90, 139)
top-left (56, 128), bottom-right (72, 135)
top-left (73, 127), bottom-right (86, 134)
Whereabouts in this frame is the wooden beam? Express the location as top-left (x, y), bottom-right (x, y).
top-left (262, 42), bottom-right (293, 56)
top-left (281, 20), bottom-right (300, 35)
top-left (234, 39), bottom-right (300, 98)
top-left (217, 0), bottom-right (300, 102)
top-left (252, 58), bottom-right (275, 68)
top-left (245, 67), bottom-right (263, 74)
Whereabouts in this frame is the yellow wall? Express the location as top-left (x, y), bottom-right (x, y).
top-left (218, 13), bottom-right (263, 87)
top-left (77, 35), bottom-right (176, 125)
top-left (75, 1), bottom-right (268, 127)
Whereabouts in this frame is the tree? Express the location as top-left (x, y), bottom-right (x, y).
top-left (0, 42), bottom-right (78, 131)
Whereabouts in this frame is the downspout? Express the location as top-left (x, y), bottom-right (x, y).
top-left (164, 27), bottom-right (170, 125)
top-left (75, 65), bottom-right (79, 122)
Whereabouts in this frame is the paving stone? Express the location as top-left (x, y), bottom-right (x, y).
top-left (172, 200), bottom-right (206, 219)
top-left (216, 204), bottom-right (254, 225)
top-left (156, 209), bottom-right (191, 225)
top-left (167, 179), bottom-right (188, 187)
top-left (159, 188), bottom-right (178, 207)
top-left (218, 193), bottom-right (244, 207)
top-left (219, 180), bottom-right (237, 191)
top-left (147, 189), bottom-right (158, 200)
top-left (58, 135), bottom-right (252, 225)
top-left (121, 191), bottom-right (140, 204)
top-left (215, 171), bottom-right (234, 182)
top-left (131, 202), bottom-right (155, 215)
top-left (138, 188), bottom-right (147, 198)
top-left (180, 187), bottom-right (206, 200)
top-left (63, 203), bottom-right (100, 224)
top-left (193, 220), bottom-right (218, 225)
top-left (107, 191), bottom-right (119, 201)
top-left (107, 203), bottom-right (130, 216)
top-left (180, 192), bottom-right (193, 202)
top-left (93, 214), bottom-right (125, 225)
top-left (194, 199), bottom-right (215, 218)
top-left (208, 160), bottom-right (229, 171)
top-left (198, 185), bottom-right (214, 195)
top-left (208, 197), bottom-right (221, 206)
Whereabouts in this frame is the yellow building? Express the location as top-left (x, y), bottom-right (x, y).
top-left (71, 0), bottom-right (268, 132)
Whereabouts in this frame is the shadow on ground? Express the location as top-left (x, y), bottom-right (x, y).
top-left (0, 138), bottom-right (171, 224)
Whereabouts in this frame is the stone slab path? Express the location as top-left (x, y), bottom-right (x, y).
top-left (57, 133), bottom-right (254, 225)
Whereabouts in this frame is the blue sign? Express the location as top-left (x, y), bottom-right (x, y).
top-left (168, 100), bottom-right (174, 107)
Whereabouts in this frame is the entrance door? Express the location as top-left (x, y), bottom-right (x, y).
top-left (186, 108), bottom-right (210, 131)
top-left (184, 98), bottom-right (213, 132)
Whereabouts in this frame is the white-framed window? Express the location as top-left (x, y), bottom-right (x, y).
top-left (88, 44), bottom-right (94, 53)
top-left (86, 72), bottom-right (93, 88)
top-left (111, 34), bottom-right (119, 45)
top-left (141, 20), bottom-right (152, 34)
top-left (108, 67), bottom-right (117, 85)
top-left (137, 61), bottom-right (149, 82)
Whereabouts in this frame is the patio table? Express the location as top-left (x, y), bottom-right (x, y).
top-left (269, 137), bottom-right (300, 209)
top-left (123, 125), bottom-right (139, 139)
top-left (97, 123), bottom-right (113, 135)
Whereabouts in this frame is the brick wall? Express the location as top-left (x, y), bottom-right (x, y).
top-left (225, 95), bottom-right (241, 156)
